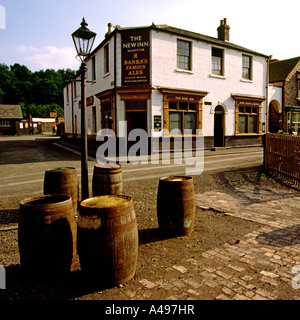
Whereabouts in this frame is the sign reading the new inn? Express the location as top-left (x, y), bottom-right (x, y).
top-left (122, 30), bottom-right (150, 86)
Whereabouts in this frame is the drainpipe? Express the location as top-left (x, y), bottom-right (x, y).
top-left (282, 81), bottom-right (285, 132)
top-left (114, 31), bottom-right (117, 137)
top-left (71, 80), bottom-right (75, 139)
top-left (264, 55), bottom-right (271, 170)
top-left (266, 56), bottom-right (271, 134)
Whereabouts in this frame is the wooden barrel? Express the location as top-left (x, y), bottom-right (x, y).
top-left (44, 167), bottom-right (79, 213)
top-left (157, 176), bottom-right (195, 236)
top-left (92, 163), bottom-right (123, 196)
top-left (18, 194), bottom-right (77, 276)
top-left (77, 195), bottom-right (138, 286)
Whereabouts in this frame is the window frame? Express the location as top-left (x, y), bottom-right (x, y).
top-left (0, 119), bottom-right (12, 127)
top-left (101, 102), bottom-right (114, 131)
top-left (73, 81), bottom-right (77, 98)
top-left (104, 43), bottom-right (109, 75)
top-left (177, 39), bottom-right (192, 71)
top-left (92, 106), bottom-right (97, 133)
top-left (238, 106), bottom-right (258, 134)
top-left (66, 86), bottom-right (69, 104)
top-left (168, 101), bottom-right (197, 134)
top-left (232, 95), bottom-right (264, 135)
top-left (91, 55), bottom-right (96, 81)
top-left (242, 54), bottom-right (252, 80)
top-left (211, 47), bottom-right (224, 76)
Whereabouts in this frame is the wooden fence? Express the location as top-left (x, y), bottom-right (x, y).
top-left (265, 133), bottom-right (300, 188)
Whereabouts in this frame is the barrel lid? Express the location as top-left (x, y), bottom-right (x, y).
top-left (20, 194), bottom-right (71, 207)
top-left (80, 195), bottom-right (130, 209)
top-left (94, 163), bottom-right (121, 170)
top-left (47, 167), bottom-right (75, 173)
top-left (160, 176), bottom-right (193, 182)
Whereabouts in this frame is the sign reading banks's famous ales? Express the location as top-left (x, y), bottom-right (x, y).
top-left (122, 30), bottom-right (150, 86)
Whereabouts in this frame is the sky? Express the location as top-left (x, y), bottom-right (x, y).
top-left (0, 0), bottom-right (299, 72)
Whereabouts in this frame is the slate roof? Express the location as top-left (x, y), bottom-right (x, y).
top-left (269, 56), bottom-right (300, 83)
top-left (153, 25), bottom-right (269, 58)
top-left (93, 23), bottom-right (269, 59)
top-left (0, 105), bottom-right (23, 119)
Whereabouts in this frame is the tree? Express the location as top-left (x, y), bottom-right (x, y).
top-left (0, 63), bottom-right (76, 117)
top-left (0, 63), bottom-right (17, 104)
top-left (10, 63), bottom-right (31, 81)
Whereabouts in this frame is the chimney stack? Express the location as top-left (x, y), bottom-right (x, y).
top-left (106, 22), bottom-right (113, 37)
top-left (217, 18), bottom-right (230, 41)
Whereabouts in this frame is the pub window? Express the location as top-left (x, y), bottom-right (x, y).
top-left (238, 106), bottom-right (258, 134)
top-left (177, 39), bottom-right (192, 70)
top-left (101, 102), bottom-right (113, 130)
top-left (104, 43), bottom-right (109, 74)
top-left (212, 47), bottom-right (224, 75)
top-left (91, 55), bottom-right (96, 81)
top-left (242, 55), bottom-right (252, 80)
top-left (169, 101), bottom-right (196, 134)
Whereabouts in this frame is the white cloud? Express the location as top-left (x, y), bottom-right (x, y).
top-left (19, 45), bottom-right (80, 70)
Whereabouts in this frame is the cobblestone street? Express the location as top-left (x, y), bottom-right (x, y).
top-left (129, 182), bottom-right (300, 300)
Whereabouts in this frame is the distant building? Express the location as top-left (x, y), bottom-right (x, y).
top-left (64, 19), bottom-right (269, 149)
top-left (34, 111), bottom-right (65, 134)
top-left (0, 104), bottom-right (23, 135)
top-left (269, 56), bottom-right (300, 133)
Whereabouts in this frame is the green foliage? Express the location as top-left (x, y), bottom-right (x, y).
top-left (0, 63), bottom-right (76, 117)
top-left (277, 130), bottom-right (288, 135)
top-left (20, 102), bottom-right (64, 118)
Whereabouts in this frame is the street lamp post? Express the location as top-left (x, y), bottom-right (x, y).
top-left (72, 18), bottom-right (96, 201)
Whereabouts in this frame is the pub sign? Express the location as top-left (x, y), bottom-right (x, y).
top-left (122, 30), bottom-right (150, 86)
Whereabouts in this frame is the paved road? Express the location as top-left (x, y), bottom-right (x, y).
top-left (0, 135), bottom-right (263, 199)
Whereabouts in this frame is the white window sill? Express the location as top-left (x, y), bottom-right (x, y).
top-left (240, 78), bottom-right (253, 83)
top-left (209, 74), bottom-right (226, 80)
top-left (175, 68), bottom-right (194, 74)
top-left (103, 72), bottom-right (110, 78)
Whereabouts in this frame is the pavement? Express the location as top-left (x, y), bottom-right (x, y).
top-left (55, 136), bottom-right (264, 161)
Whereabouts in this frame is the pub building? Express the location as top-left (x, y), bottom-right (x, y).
top-left (63, 19), bottom-right (269, 151)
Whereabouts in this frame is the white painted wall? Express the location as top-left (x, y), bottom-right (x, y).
top-left (268, 84), bottom-right (282, 112)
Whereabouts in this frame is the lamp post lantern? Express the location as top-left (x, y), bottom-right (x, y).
top-left (72, 18), bottom-right (96, 201)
